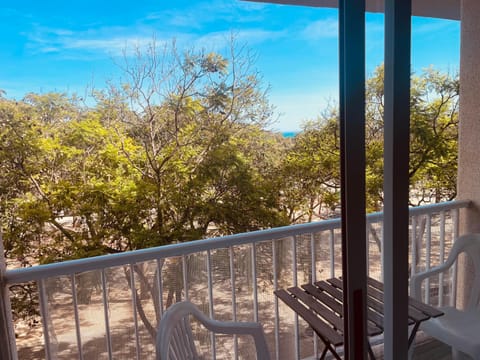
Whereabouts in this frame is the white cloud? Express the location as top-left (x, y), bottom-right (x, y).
top-left (143, 0), bottom-right (268, 30)
top-left (413, 20), bottom-right (457, 35)
top-left (66, 37), bottom-right (154, 53)
top-left (25, 23), bottom-right (171, 58)
top-left (39, 46), bottom-right (61, 54)
top-left (302, 18), bottom-right (338, 40)
top-left (236, 1), bottom-right (268, 11)
top-left (25, 22), bottom-right (282, 60)
top-left (303, 17), bottom-right (384, 41)
top-left (22, 0), bottom-right (280, 60)
top-left (195, 29), bottom-right (285, 49)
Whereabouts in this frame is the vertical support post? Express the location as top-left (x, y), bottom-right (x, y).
top-left (339, 0), bottom-right (367, 358)
top-left (383, 0), bottom-right (411, 358)
top-left (457, 0), bottom-right (480, 309)
top-left (0, 233), bottom-right (18, 360)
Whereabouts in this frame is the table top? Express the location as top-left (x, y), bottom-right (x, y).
top-left (274, 277), bottom-right (444, 347)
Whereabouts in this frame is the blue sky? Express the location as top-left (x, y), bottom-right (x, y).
top-left (1, 0), bottom-right (460, 132)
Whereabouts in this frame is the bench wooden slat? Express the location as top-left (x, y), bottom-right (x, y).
top-left (367, 277), bottom-right (384, 291)
top-left (366, 278), bottom-right (435, 321)
top-left (302, 283), bottom-right (343, 314)
top-left (275, 276), bottom-right (445, 355)
top-left (288, 287), bottom-right (344, 331)
top-left (327, 277), bottom-right (343, 290)
top-left (332, 277), bottom-right (421, 325)
top-left (316, 280), bottom-right (343, 302)
top-left (274, 289), bottom-right (344, 346)
top-left (408, 297), bottom-right (444, 318)
top-left (326, 278), bottom-right (388, 327)
top-left (303, 283), bottom-right (383, 335)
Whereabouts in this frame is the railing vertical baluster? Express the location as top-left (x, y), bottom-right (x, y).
top-left (129, 265), bottom-right (141, 360)
top-left (0, 234), bottom-right (17, 360)
top-left (252, 243), bottom-right (259, 323)
top-left (156, 259), bottom-right (164, 317)
top-left (38, 279), bottom-right (53, 360)
top-left (329, 229), bottom-right (335, 278)
top-left (452, 208), bottom-right (459, 307)
top-left (310, 233), bottom-right (318, 357)
top-left (229, 246), bottom-right (238, 359)
top-left (272, 240), bottom-right (280, 360)
top-left (425, 214), bottom-right (432, 304)
top-left (207, 250), bottom-right (216, 360)
top-left (411, 216), bottom-right (417, 279)
top-left (70, 274), bottom-right (84, 360)
top-left (292, 236), bottom-right (299, 360)
top-left (439, 211), bottom-right (446, 307)
top-left (182, 255), bottom-right (188, 302)
top-left (101, 270), bottom-right (113, 360)
top-left (311, 233), bottom-right (317, 283)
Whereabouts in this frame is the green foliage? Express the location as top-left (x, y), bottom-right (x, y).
top-left (1, 42), bottom-right (287, 270)
top-left (409, 68), bottom-right (459, 204)
top-left (275, 65), bottom-right (459, 220)
top-left (363, 65), bottom-right (459, 208)
top-left (277, 115), bottom-right (340, 222)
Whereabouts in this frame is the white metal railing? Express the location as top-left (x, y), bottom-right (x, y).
top-left (2, 200), bottom-right (470, 360)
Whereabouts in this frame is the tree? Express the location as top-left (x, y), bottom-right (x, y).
top-left (409, 68), bottom-right (459, 204)
top-left (97, 40), bottom-right (287, 330)
top-left (276, 65), bottom-right (459, 221)
top-left (277, 113), bottom-right (340, 223)
top-left (95, 39), bottom-right (283, 248)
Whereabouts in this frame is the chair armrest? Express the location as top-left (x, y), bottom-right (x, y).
top-left (207, 319), bottom-right (270, 357)
top-left (164, 301), bottom-right (270, 360)
top-left (195, 315), bottom-right (270, 359)
top-left (410, 262), bottom-right (451, 300)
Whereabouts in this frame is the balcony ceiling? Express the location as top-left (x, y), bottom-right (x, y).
top-left (242, 0), bottom-right (460, 20)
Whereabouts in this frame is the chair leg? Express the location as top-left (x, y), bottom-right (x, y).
top-left (452, 348), bottom-right (460, 360)
top-left (407, 339), bottom-right (415, 360)
top-left (452, 348), bottom-right (469, 360)
top-left (407, 323), bottom-right (417, 360)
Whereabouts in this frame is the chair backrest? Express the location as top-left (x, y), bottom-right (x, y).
top-left (157, 301), bottom-right (270, 360)
top-left (156, 302), bottom-right (199, 360)
top-left (445, 233), bottom-right (480, 310)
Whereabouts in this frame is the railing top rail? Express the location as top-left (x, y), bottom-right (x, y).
top-left (367, 199), bottom-right (471, 222)
top-left (4, 200), bottom-right (470, 285)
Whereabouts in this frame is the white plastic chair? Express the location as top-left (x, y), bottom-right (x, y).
top-left (411, 233), bottom-right (480, 360)
top-left (156, 301), bottom-right (271, 360)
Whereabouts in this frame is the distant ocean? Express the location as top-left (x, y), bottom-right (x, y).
top-left (282, 131), bottom-right (298, 138)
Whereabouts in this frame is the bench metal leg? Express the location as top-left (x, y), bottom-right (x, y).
top-left (318, 343), bottom-right (342, 360)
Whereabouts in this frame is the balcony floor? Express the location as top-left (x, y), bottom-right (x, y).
top-left (370, 332), bottom-right (451, 360)
top-left (412, 339), bottom-right (451, 360)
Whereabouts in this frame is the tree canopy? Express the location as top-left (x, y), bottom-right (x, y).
top-left (275, 65), bottom-right (458, 221)
top-left (0, 46), bottom-right (459, 268)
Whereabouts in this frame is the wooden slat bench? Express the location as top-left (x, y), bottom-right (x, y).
top-left (274, 277), bottom-right (443, 359)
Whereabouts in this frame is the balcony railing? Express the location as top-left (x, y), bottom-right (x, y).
top-left (2, 200), bottom-right (470, 360)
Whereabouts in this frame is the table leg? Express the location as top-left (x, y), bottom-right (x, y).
top-left (367, 342), bottom-right (376, 360)
top-left (319, 346), bottom-right (328, 359)
top-left (408, 322), bottom-right (421, 349)
top-left (318, 343), bottom-right (342, 360)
